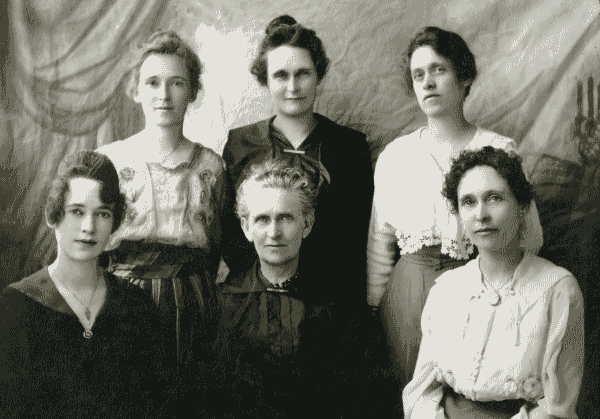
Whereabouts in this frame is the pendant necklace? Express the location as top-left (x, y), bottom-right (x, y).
top-left (481, 272), bottom-right (516, 307)
top-left (57, 275), bottom-right (102, 338)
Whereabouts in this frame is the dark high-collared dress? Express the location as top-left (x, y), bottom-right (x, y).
top-left (0, 267), bottom-right (167, 419)
top-left (222, 114), bottom-right (374, 310)
top-left (210, 261), bottom-right (354, 418)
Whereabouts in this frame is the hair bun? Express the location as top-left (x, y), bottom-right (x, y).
top-left (265, 15), bottom-right (297, 35)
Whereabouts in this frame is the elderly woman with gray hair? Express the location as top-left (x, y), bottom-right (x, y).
top-left (212, 157), bottom-right (355, 418)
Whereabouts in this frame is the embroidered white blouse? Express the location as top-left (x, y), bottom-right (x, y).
top-left (97, 140), bottom-right (226, 251)
top-left (366, 127), bottom-right (544, 306)
top-left (403, 252), bottom-right (584, 418)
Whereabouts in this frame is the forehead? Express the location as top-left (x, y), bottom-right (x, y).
top-left (139, 53), bottom-right (188, 78)
top-left (266, 45), bottom-right (315, 72)
top-left (65, 177), bottom-right (108, 207)
top-left (410, 45), bottom-right (452, 71)
top-left (458, 165), bottom-right (510, 196)
top-left (245, 186), bottom-right (304, 217)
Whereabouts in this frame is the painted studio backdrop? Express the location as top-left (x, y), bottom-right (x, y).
top-left (0, 0), bottom-right (599, 412)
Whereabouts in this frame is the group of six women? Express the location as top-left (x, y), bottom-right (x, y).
top-left (0, 14), bottom-right (584, 419)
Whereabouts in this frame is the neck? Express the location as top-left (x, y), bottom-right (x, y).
top-left (273, 112), bottom-right (316, 148)
top-left (141, 124), bottom-right (186, 157)
top-left (426, 107), bottom-right (475, 147)
top-left (49, 253), bottom-right (101, 291)
top-left (259, 257), bottom-right (299, 285)
top-left (479, 245), bottom-right (524, 286)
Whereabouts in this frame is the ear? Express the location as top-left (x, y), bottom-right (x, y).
top-left (302, 212), bottom-right (315, 239)
top-left (462, 78), bottom-right (473, 91)
top-left (132, 86), bottom-right (142, 104)
top-left (241, 217), bottom-right (253, 242)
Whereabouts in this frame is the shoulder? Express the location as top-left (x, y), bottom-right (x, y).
top-left (193, 143), bottom-right (225, 174)
top-left (474, 128), bottom-right (517, 151)
top-left (105, 274), bottom-right (156, 315)
top-left (375, 128), bottom-right (425, 170)
top-left (523, 255), bottom-right (581, 300)
top-left (220, 266), bottom-right (257, 294)
top-left (433, 258), bottom-right (480, 297)
top-left (317, 114), bottom-right (367, 143)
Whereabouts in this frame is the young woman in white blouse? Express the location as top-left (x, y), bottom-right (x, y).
top-left (403, 146), bottom-right (583, 418)
top-left (367, 26), bottom-right (544, 397)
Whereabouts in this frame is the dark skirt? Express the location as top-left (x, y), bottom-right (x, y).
top-left (107, 241), bottom-right (219, 374)
top-left (382, 245), bottom-right (467, 388)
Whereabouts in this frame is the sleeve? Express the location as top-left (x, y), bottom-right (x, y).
top-left (402, 285), bottom-right (445, 418)
top-left (366, 148), bottom-right (398, 307)
top-left (206, 159), bottom-right (229, 281)
top-left (0, 293), bottom-right (29, 419)
top-left (221, 131), bottom-right (257, 274)
top-left (522, 276), bottom-right (584, 419)
top-left (332, 134), bottom-right (374, 303)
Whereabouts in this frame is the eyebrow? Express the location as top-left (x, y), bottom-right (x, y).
top-left (411, 62), bottom-right (446, 74)
top-left (66, 203), bottom-right (114, 211)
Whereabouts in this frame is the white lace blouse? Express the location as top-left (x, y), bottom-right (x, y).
top-left (403, 253), bottom-right (584, 418)
top-left (97, 140), bottom-right (226, 252)
top-left (366, 127), bottom-right (543, 306)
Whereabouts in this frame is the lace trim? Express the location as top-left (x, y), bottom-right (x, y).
top-left (397, 232), bottom-right (474, 260)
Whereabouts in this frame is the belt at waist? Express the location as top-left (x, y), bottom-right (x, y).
top-left (444, 386), bottom-right (534, 419)
top-left (107, 240), bottom-right (208, 280)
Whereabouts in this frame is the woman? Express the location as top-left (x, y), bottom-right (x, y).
top-left (223, 15), bottom-right (374, 313)
top-left (403, 146), bottom-right (583, 418)
top-left (367, 26), bottom-right (544, 393)
top-left (0, 151), bottom-right (166, 419)
top-left (214, 158), bottom-right (345, 418)
top-left (96, 31), bottom-right (227, 385)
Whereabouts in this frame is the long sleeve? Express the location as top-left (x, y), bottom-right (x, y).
top-left (518, 276), bottom-right (584, 419)
top-left (221, 131), bottom-right (258, 275)
top-left (367, 147), bottom-right (399, 307)
top-left (403, 285), bottom-right (445, 418)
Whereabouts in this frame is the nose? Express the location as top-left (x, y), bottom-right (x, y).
top-left (475, 202), bottom-right (490, 223)
top-left (424, 72), bottom-right (435, 89)
top-left (287, 77), bottom-right (299, 93)
top-left (81, 213), bottom-right (96, 234)
top-left (267, 220), bottom-right (282, 239)
top-left (158, 81), bottom-right (170, 101)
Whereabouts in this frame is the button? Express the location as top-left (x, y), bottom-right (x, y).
top-left (504, 379), bottom-right (517, 394)
top-left (444, 371), bottom-right (455, 385)
top-left (83, 330), bottom-right (93, 339)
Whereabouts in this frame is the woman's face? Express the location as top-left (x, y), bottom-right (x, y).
top-left (134, 53), bottom-right (191, 127)
top-left (457, 165), bottom-right (522, 253)
top-left (410, 45), bottom-right (469, 117)
top-left (51, 177), bottom-right (115, 263)
top-left (266, 45), bottom-right (318, 118)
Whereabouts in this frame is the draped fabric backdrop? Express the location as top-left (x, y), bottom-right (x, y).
top-left (1, 0), bottom-right (599, 415)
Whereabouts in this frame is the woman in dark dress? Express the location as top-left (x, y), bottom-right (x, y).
top-left (223, 15), bottom-right (374, 314)
top-left (0, 151), bottom-right (166, 419)
top-left (214, 157), bottom-right (346, 418)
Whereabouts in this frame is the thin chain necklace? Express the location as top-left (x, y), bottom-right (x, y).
top-left (481, 271), bottom-right (516, 307)
top-left (57, 275), bottom-right (101, 324)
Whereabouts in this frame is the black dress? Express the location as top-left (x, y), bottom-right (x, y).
top-left (210, 261), bottom-right (353, 418)
top-left (0, 267), bottom-right (168, 419)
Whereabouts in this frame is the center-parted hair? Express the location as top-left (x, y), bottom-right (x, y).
top-left (250, 15), bottom-right (330, 86)
top-left (401, 26), bottom-right (477, 97)
top-left (442, 146), bottom-right (534, 214)
top-left (236, 157), bottom-right (316, 220)
top-left (126, 30), bottom-right (203, 102)
top-left (46, 150), bottom-right (126, 233)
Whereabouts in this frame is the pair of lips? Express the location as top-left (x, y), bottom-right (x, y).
top-left (423, 93), bottom-right (440, 100)
top-left (76, 239), bottom-right (98, 245)
top-left (475, 228), bottom-right (498, 233)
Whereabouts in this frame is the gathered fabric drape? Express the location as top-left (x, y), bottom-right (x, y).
top-left (0, 0), bottom-right (168, 288)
